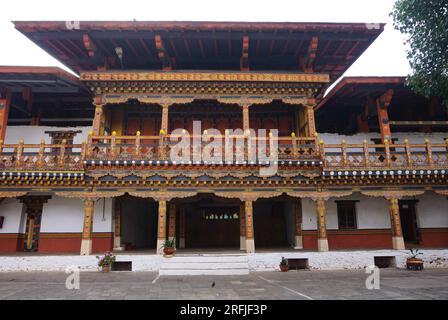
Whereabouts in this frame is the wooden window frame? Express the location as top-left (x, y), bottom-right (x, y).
top-left (336, 200), bottom-right (358, 230)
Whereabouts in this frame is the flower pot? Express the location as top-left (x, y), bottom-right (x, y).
top-left (163, 247), bottom-right (176, 257)
top-left (279, 264), bottom-right (289, 272)
top-left (406, 258), bottom-right (424, 270)
top-left (101, 265), bottom-right (111, 273)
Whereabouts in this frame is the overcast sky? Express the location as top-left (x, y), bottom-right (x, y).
top-left (0, 0), bottom-right (411, 79)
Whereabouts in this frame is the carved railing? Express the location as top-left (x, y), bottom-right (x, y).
top-left (321, 139), bottom-right (448, 169)
top-left (86, 133), bottom-right (320, 162)
top-left (1, 136), bottom-right (447, 172)
top-left (0, 139), bottom-right (85, 171)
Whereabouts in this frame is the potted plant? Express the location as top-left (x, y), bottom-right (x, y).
top-left (161, 238), bottom-right (176, 257)
top-left (406, 249), bottom-right (424, 270)
top-left (96, 251), bottom-right (116, 272)
top-left (279, 257), bottom-right (289, 272)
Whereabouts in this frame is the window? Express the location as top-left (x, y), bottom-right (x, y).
top-left (337, 201), bottom-right (358, 230)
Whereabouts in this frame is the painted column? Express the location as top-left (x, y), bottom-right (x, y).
top-left (239, 202), bottom-right (246, 250)
top-left (376, 90), bottom-right (394, 143)
top-left (113, 198), bottom-right (124, 251)
top-left (388, 198), bottom-right (405, 250)
top-left (179, 206), bottom-right (185, 249)
top-left (92, 96), bottom-right (104, 136)
top-left (156, 200), bottom-right (167, 254)
top-left (294, 200), bottom-right (303, 249)
top-left (161, 104), bottom-right (169, 134)
top-left (0, 89), bottom-right (11, 142)
top-left (245, 200), bottom-right (255, 253)
top-left (242, 104), bottom-right (250, 132)
top-left (316, 198), bottom-right (329, 252)
top-left (80, 199), bottom-right (94, 255)
top-left (168, 203), bottom-right (176, 244)
top-left (305, 105), bottom-right (316, 137)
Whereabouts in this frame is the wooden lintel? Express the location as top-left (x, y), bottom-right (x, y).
top-left (240, 35), bottom-right (249, 71)
top-left (155, 34), bottom-right (173, 71)
top-left (300, 36), bottom-right (318, 73)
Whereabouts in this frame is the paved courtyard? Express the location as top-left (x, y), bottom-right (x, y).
top-left (0, 268), bottom-right (447, 300)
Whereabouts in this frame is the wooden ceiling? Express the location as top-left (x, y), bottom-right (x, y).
top-left (14, 21), bottom-right (384, 81)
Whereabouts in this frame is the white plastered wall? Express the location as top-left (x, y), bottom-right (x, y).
top-left (40, 196), bottom-right (113, 233)
top-left (302, 193), bottom-right (391, 231)
top-left (416, 193), bottom-right (448, 228)
top-left (0, 199), bottom-right (25, 233)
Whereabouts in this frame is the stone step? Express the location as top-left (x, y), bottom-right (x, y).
top-left (159, 268), bottom-right (249, 275)
top-left (159, 254), bottom-right (249, 275)
top-left (163, 256), bottom-right (247, 263)
top-left (161, 262), bottom-right (249, 269)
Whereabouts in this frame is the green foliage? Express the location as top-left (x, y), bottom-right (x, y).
top-left (280, 257), bottom-right (288, 266)
top-left (408, 248), bottom-right (423, 259)
top-left (96, 251), bottom-right (116, 267)
top-left (161, 238), bottom-right (176, 249)
top-left (391, 0), bottom-right (448, 102)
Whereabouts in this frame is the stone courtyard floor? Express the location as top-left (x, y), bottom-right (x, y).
top-left (0, 268), bottom-right (447, 300)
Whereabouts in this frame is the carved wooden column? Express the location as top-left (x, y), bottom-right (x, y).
top-left (244, 200), bottom-right (255, 253)
top-left (239, 202), bottom-right (246, 250)
top-left (242, 104), bottom-right (250, 132)
top-left (179, 206), bottom-right (186, 249)
top-left (0, 89), bottom-right (11, 142)
top-left (376, 89), bottom-right (394, 143)
top-left (92, 96), bottom-right (104, 136)
top-left (305, 103), bottom-right (316, 137)
top-left (81, 199), bottom-right (95, 255)
top-left (113, 198), bottom-right (124, 251)
top-left (161, 104), bottom-right (170, 134)
top-left (388, 198), bottom-right (405, 250)
top-left (156, 200), bottom-right (167, 254)
top-left (316, 198), bottom-right (329, 252)
top-left (294, 200), bottom-right (303, 249)
top-left (168, 203), bottom-right (176, 244)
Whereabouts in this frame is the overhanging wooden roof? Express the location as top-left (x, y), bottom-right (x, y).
top-left (0, 66), bottom-right (87, 93)
top-left (315, 76), bottom-right (412, 111)
top-left (13, 21), bottom-right (384, 81)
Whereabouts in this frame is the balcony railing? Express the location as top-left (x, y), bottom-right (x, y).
top-left (0, 135), bottom-right (447, 172)
top-left (321, 140), bottom-right (448, 169)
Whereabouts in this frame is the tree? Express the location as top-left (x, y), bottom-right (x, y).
top-left (391, 0), bottom-right (448, 104)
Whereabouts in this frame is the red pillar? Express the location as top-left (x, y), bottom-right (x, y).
top-left (0, 89), bottom-right (12, 142)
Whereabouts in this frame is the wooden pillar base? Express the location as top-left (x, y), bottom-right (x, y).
top-left (80, 239), bottom-right (92, 255)
top-left (179, 238), bottom-right (185, 249)
top-left (392, 236), bottom-right (405, 250)
top-left (240, 236), bottom-right (246, 250)
top-left (294, 235), bottom-right (303, 249)
top-left (245, 239), bottom-right (255, 253)
top-left (156, 239), bottom-right (164, 255)
top-left (317, 239), bottom-right (329, 252)
top-left (113, 236), bottom-right (124, 251)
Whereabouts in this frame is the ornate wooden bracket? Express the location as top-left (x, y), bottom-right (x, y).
top-left (286, 190), bottom-right (352, 201)
top-left (0, 191), bottom-right (28, 198)
top-left (55, 191), bottom-right (124, 199)
top-left (130, 191), bottom-right (198, 201)
top-left (361, 190), bottom-right (424, 200)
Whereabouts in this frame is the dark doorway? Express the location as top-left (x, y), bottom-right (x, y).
top-left (399, 200), bottom-right (419, 243)
top-left (184, 194), bottom-right (240, 248)
top-left (121, 196), bottom-right (158, 250)
top-left (254, 200), bottom-right (289, 247)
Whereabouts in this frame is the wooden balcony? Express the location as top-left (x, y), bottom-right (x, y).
top-left (0, 135), bottom-right (447, 173)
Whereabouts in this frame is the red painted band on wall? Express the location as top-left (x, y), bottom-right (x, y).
top-left (38, 232), bottom-right (113, 253)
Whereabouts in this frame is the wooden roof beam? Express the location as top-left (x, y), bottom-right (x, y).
top-left (240, 35), bottom-right (249, 71)
top-left (299, 36), bottom-right (318, 73)
top-left (155, 34), bottom-right (174, 70)
top-left (83, 34), bottom-right (109, 70)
